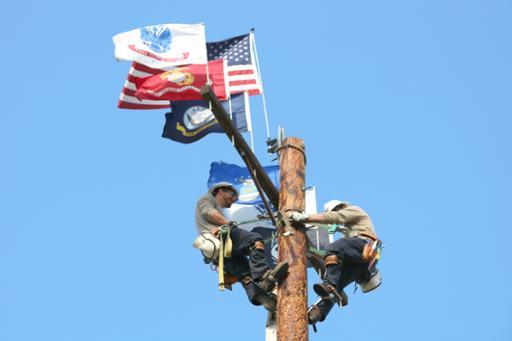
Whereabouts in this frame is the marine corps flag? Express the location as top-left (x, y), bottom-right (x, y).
top-left (162, 93), bottom-right (248, 144)
top-left (117, 32), bottom-right (262, 109)
top-left (134, 59), bottom-right (227, 102)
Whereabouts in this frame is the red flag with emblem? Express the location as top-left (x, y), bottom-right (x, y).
top-left (134, 59), bottom-right (227, 102)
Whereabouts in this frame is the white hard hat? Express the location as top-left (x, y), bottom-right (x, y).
top-left (193, 233), bottom-right (221, 260)
top-left (208, 182), bottom-right (239, 199)
top-left (358, 268), bottom-right (382, 293)
top-left (323, 200), bottom-right (350, 212)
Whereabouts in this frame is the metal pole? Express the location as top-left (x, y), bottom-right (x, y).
top-left (277, 137), bottom-right (308, 341)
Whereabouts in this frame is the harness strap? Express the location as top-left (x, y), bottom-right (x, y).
top-left (218, 232), bottom-right (225, 291)
top-left (218, 226), bottom-right (233, 291)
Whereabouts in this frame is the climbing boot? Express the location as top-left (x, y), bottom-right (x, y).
top-left (307, 304), bottom-right (325, 325)
top-left (255, 293), bottom-right (277, 313)
top-left (313, 283), bottom-right (348, 306)
top-left (266, 311), bottom-right (276, 327)
top-left (258, 262), bottom-right (289, 293)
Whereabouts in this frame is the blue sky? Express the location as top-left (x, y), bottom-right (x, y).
top-left (1, 1), bottom-right (511, 340)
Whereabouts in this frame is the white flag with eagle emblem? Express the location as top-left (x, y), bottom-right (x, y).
top-left (113, 23), bottom-right (207, 68)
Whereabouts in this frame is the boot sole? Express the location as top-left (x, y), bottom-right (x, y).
top-left (307, 305), bottom-right (324, 324)
top-left (313, 283), bottom-right (331, 297)
top-left (313, 284), bottom-right (348, 306)
top-left (270, 262), bottom-right (289, 281)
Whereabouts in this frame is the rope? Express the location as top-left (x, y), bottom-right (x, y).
top-left (252, 169), bottom-right (278, 227)
top-left (305, 223), bottom-right (341, 234)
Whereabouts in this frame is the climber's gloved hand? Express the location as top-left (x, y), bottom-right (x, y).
top-left (289, 211), bottom-right (309, 223)
top-left (227, 221), bottom-right (238, 229)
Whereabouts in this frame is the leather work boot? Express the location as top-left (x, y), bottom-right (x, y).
top-left (258, 262), bottom-right (289, 293)
top-left (308, 305), bottom-right (325, 325)
top-left (313, 283), bottom-right (348, 306)
top-left (254, 294), bottom-right (277, 313)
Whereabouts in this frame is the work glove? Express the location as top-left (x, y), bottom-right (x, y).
top-left (227, 221), bottom-right (238, 228)
top-left (289, 211), bottom-right (309, 223)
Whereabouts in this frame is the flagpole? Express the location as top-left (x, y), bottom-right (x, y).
top-left (250, 29), bottom-right (271, 139)
top-left (227, 96), bottom-right (235, 146)
top-left (203, 23), bottom-right (211, 86)
top-left (250, 128), bottom-right (255, 152)
top-left (244, 91), bottom-right (255, 152)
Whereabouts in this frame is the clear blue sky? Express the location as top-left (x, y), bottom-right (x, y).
top-left (1, 1), bottom-right (511, 340)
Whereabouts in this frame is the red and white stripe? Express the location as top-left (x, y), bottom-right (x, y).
top-left (118, 62), bottom-right (171, 109)
top-left (227, 64), bottom-right (261, 96)
top-left (118, 61), bottom-right (262, 109)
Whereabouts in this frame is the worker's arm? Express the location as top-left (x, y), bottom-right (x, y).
top-left (208, 210), bottom-right (229, 226)
top-left (197, 198), bottom-right (229, 235)
top-left (303, 213), bottom-right (338, 224)
top-left (289, 208), bottom-right (358, 225)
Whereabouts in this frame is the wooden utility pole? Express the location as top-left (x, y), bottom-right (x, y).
top-left (201, 85), bottom-right (309, 339)
top-left (277, 137), bottom-right (308, 341)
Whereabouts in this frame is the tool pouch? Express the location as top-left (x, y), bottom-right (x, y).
top-left (362, 242), bottom-right (375, 262)
top-left (361, 239), bottom-right (383, 270)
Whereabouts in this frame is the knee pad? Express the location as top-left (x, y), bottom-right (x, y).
top-left (240, 275), bottom-right (252, 286)
top-left (324, 255), bottom-right (340, 267)
top-left (252, 240), bottom-right (265, 251)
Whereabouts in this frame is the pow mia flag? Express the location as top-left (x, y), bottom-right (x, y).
top-left (162, 93), bottom-right (248, 144)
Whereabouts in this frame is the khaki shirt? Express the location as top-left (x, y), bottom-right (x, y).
top-left (195, 193), bottom-right (224, 234)
top-left (322, 205), bottom-right (377, 239)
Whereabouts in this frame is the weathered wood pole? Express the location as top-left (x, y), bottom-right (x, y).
top-left (277, 137), bottom-right (308, 341)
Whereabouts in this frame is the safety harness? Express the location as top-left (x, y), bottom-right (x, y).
top-left (307, 224), bottom-right (383, 269)
top-left (211, 218), bottom-right (270, 291)
top-left (217, 225), bottom-right (233, 291)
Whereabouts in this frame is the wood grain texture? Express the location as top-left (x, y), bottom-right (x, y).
top-left (277, 137), bottom-right (308, 341)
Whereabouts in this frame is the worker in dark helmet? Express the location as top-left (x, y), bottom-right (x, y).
top-left (195, 182), bottom-right (289, 313)
top-left (289, 200), bottom-right (382, 325)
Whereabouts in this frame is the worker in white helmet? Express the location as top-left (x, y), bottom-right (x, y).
top-left (289, 200), bottom-right (381, 325)
top-left (195, 182), bottom-right (289, 313)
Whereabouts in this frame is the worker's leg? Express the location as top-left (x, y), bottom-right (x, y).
top-left (230, 227), bottom-right (289, 292)
top-left (308, 297), bottom-right (336, 324)
top-left (314, 238), bottom-right (349, 299)
top-left (227, 256), bottom-right (277, 312)
top-left (229, 227), bottom-right (269, 280)
top-left (313, 237), bottom-right (366, 306)
top-left (338, 264), bottom-right (370, 291)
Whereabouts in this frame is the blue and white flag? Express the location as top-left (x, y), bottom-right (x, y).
top-left (208, 161), bottom-right (279, 264)
top-left (206, 162), bottom-right (330, 267)
top-left (162, 93), bottom-right (248, 144)
top-left (113, 23), bottom-right (207, 68)
top-left (207, 161), bottom-right (279, 205)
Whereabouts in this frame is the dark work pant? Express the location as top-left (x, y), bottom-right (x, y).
top-left (323, 237), bottom-right (370, 289)
top-left (225, 227), bottom-right (270, 305)
top-left (317, 237), bottom-right (371, 317)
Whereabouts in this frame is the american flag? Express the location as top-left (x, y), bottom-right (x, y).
top-left (207, 34), bottom-right (262, 96)
top-left (118, 33), bottom-right (262, 109)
